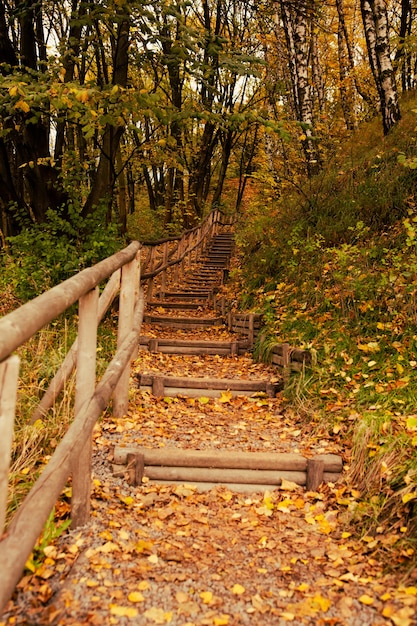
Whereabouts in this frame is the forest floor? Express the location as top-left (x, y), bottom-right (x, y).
top-left (2, 321), bottom-right (417, 626)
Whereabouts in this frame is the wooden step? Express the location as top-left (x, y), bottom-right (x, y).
top-left (155, 291), bottom-right (210, 300)
top-left (113, 447), bottom-right (343, 491)
top-left (143, 314), bottom-right (224, 328)
top-left (139, 336), bottom-right (250, 355)
top-left (134, 373), bottom-right (282, 397)
top-left (147, 301), bottom-right (207, 310)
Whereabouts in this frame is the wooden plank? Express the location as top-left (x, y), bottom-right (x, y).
top-left (139, 337), bottom-right (248, 350)
top-left (113, 254), bottom-right (141, 417)
top-left (114, 447), bottom-right (308, 470)
top-left (0, 355), bottom-right (20, 534)
top-left (144, 466), bottom-right (306, 485)
top-left (144, 315), bottom-right (223, 326)
top-left (71, 287), bottom-right (99, 528)
top-left (113, 448), bottom-right (343, 476)
top-left (149, 346), bottom-right (233, 356)
top-left (271, 344), bottom-right (312, 364)
top-left (306, 458), bottom-right (325, 491)
top-left (136, 373), bottom-right (278, 393)
top-left (127, 453), bottom-right (144, 486)
top-left (314, 454), bottom-right (343, 473)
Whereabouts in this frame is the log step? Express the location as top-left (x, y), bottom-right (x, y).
top-left (147, 301), bottom-right (207, 310)
top-left (113, 447), bottom-right (343, 490)
top-left (143, 315), bottom-right (224, 328)
top-left (134, 373), bottom-right (282, 397)
top-left (155, 292), bottom-right (210, 300)
top-left (139, 336), bottom-right (250, 356)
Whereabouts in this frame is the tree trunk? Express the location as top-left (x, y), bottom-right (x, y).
top-left (280, 0), bottom-right (321, 176)
top-left (360, 0), bottom-right (401, 135)
top-left (82, 14), bottom-right (130, 217)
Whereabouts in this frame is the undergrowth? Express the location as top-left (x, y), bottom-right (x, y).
top-left (234, 93), bottom-right (417, 568)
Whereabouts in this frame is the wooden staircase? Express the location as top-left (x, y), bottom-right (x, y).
top-left (120, 227), bottom-right (343, 492)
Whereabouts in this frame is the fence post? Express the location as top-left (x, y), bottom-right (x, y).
top-left (71, 286), bottom-right (99, 528)
top-left (160, 242), bottom-right (168, 297)
top-left (0, 355), bottom-right (20, 535)
top-left (113, 253), bottom-right (140, 417)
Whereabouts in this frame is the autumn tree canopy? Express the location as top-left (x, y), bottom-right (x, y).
top-left (0, 0), bottom-right (413, 242)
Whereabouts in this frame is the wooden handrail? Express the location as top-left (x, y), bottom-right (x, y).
top-left (0, 293), bottom-right (145, 611)
top-left (0, 243), bottom-right (143, 613)
top-left (140, 208), bottom-right (233, 288)
top-left (0, 241), bottom-right (140, 362)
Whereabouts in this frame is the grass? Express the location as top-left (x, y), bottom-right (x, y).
top-left (233, 92), bottom-right (417, 567)
top-left (2, 312), bottom-right (118, 527)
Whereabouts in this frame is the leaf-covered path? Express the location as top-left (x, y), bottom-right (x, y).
top-left (3, 321), bottom-right (417, 626)
top-left (3, 226), bottom-right (417, 626)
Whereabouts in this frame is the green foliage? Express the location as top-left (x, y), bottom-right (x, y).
top-left (1, 204), bottom-right (123, 301)
top-left (233, 93), bottom-right (417, 561)
top-left (25, 508), bottom-right (71, 573)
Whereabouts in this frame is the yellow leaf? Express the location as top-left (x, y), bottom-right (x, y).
top-left (119, 495), bottom-right (134, 506)
top-left (280, 479), bottom-right (299, 491)
top-left (359, 594), bottom-right (374, 605)
top-left (281, 612), bottom-right (295, 621)
top-left (391, 607), bottom-right (415, 626)
top-left (99, 541), bottom-right (118, 553)
top-left (198, 396), bottom-right (210, 404)
top-left (128, 591), bottom-right (145, 603)
top-left (176, 591), bottom-right (189, 603)
top-left (311, 594), bottom-right (331, 612)
top-left (297, 583), bottom-right (309, 592)
top-left (200, 591), bottom-right (213, 604)
top-left (219, 390), bottom-right (233, 403)
top-left (213, 616), bottom-right (230, 626)
top-left (110, 605), bottom-right (138, 617)
top-left (231, 584), bottom-right (245, 595)
top-left (15, 100), bottom-right (30, 113)
top-left (138, 580), bottom-right (150, 590)
top-left (402, 492), bottom-right (417, 504)
top-left (148, 554), bottom-right (158, 564)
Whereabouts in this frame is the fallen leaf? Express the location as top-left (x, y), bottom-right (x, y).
top-left (110, 605), bottom-right (138, 617)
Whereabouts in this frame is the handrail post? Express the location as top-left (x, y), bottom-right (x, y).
top-left (113, 252), bottom-right (140, 417)
top-left (71, 286), bottom-right (99, 528)
top-left (160, 243), bottom-right (168, 297)
top-left (0, 355), bottom-right (20, 534)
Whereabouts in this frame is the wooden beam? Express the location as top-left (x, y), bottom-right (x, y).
top-left (0, 355), bottom-right (20, 534)
top-left (306, 458), bottom-right (325, 491)
top-left (144, 466), bottom-right (305, 485)
top-left (113, 254), bottom-right (141, 417)
top-left (71, 287), bottom-right (98, 528)
top-left (114, 446), bottom-right (343, 473)
top-left (135, 374), bottom-right (280, 394)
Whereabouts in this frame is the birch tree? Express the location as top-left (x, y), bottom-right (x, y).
top-left (280, 0), bottom-right (320, 176)
top-left (360, 0), bottom-right (401, 134)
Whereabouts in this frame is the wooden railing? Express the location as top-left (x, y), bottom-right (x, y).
top-left (0, 242), bottom-right (142, 612)
top-left (0, 209), bottom-right (235, 611)
top-left (141, 208), bottom-right (234, 300)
